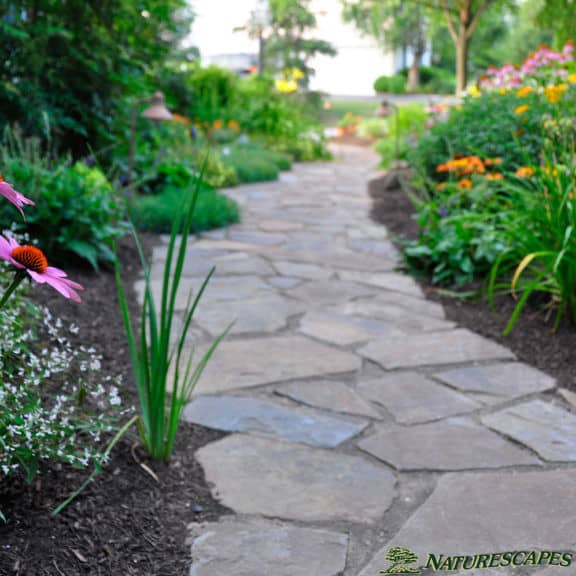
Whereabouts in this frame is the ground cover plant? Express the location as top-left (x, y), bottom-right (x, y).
top-left (403, 40), bottom-right (576, 331)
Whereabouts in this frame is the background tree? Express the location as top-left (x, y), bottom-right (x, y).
top-left (266, 0), bottom-right (337, 84)
top-left (538, 0), bottom-right (576, 47)
top-left (0, 0), bottom-right (192, 155)
top-left (342, 0), bottom-right (429, 91)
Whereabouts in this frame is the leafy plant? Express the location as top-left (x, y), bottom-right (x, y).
top-left (374, 74), bottom-right (406, 94)
top-left (116, 169), bottom-right (231, 461)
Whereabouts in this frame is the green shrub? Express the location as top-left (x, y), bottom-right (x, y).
top-left (357, 118), bottom-right (388, 139)
top-left (376, 104), bottom-right (427, 167)
top-left (200, 150), bottom-right (239, 188)
top-left (222, 148), bottom-right (279, 183)
top-left (0, 133), bottom-right (123, 269)
top-left (409, 91), bottom-right (546, 180)
top-left (131, 183), bottom-right (239, 233)
top-left (374, 74), bottom-right (406, 94)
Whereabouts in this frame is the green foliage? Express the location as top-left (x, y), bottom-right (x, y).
top-left (0, 131), bottom-right (123, 269)
top-left (199, 150), bottom-right (240, 189)
top-left (409, 91), bottom-right (546, 180)
top-left (374, 75), bottom-right (407, 94)
top-left (131, 183), bottom-right (240, 234)
top-left (222, 148), bottom-right (280, 183)
top-left (376, 104), bottom-right (427, 167)
top-left (357, 118), bottom-right (388, 139)
top-left (116, 173), bottom-right (231, 461)
top-left (0, 0), bottom-right (192, 154)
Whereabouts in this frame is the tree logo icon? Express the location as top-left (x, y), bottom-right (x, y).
top-left (380, 547), bottom-right (421, 574)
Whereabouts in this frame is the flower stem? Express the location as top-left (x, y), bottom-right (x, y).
top-left (0, 271), bottom-right (26, 310)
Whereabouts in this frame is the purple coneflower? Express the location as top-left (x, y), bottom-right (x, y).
top-left (0, 176), bottom-right (35, 218)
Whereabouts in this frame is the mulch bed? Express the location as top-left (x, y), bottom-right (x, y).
top-left (0, 234), bottom-right (230, 576)
top-left (369, 172), bottom-right (576, 392)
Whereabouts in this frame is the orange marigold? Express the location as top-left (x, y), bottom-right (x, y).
top-left (515, 105), bottom-right (529, 115)
top-left (515, 166), bottom-right (535, 178)
top-left (486, 173), bottom-right (504, 181)
top-left (458, 178), bottom-right (473, 189)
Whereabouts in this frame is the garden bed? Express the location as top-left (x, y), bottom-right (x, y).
top-left (0, 234), bottom-right (229, 576)
top-left (369, 173), bottom-right (576, 392)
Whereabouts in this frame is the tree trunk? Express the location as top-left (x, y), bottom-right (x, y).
top-left (407, 51), bottom-right (423, 92)
top-left (455, 34), bottom-right (469, 94)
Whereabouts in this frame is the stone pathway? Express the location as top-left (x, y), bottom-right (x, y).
top-left (138, 145), bottom-right (576, 575)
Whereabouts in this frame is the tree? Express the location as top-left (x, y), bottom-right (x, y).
top-left (266, 0), bottom-right (337, 84)
top-left (381, 547), bottom-right (420, 574)
top-left (539, 0), bottom-right (576, 47)
top-left (342, 0), bottom-right (429, 91)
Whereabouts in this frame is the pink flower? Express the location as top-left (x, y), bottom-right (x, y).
top-left (0, 235), bottom-right (83, 302)
top-left (0, 177), bottom-right (35, 218)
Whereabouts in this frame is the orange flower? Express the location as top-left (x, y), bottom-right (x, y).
top-left (486, 173), bottom-right (503, 181)
top-left (458, 178), bottom-right (473, 189)
top-left (227, 119), bottom-right (241, 132)
top-left (515, 166), bottom-right (535, 178)
top-left (484, 158), bottom-right (502, 166)
top-left (213, 119), bottom-right (223, 130)
top-left (435, 183), bottom-right (446, 191)
top-left (517, 86), bottom-right (533, 98)
top-left (172, 113), bottom-right (191, 126)
top-left (515, 105), bottom-right (529, 115)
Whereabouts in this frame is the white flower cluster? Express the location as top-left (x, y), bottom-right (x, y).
top-left (0, 295), bottom-right (129, 481)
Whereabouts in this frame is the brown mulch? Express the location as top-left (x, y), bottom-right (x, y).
top-left (0, 233), bottom-right (230, 576)
top-left (369, 172), bottom-right (576, 392)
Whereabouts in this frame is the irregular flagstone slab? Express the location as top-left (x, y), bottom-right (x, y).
top-left (359, 329), bottom-right (515, 369)
top-left (258, 220), bottom-right (304, 232)
top-left (348, 238), bottom-right (399, 259)
top-left (288, 279), bottom-right (377, 305)
top-left (265, 276), bottom-right (303, 289)
top-left (435, 363), bottom-right (556, 405)
top-left (358, 418), bottom-right (539, 471)
top-left (194, 293), bottom-right (304, 336)
top-left (357, 373), bottom-right (481, 424)
top-left (358, 469), bottom-right (576, 576)
top-left (211, 253), bottom-right (275, 276)
top-left (183, 395), bottom-right (367, 447)
top-left (275, 380), bottom-right (382, 418)
top-left (338, 270), bottom-right (424, 297)
top-left (196, 434), bottom-right (396, 523)
top-left (189, 519), bottom-right (348, 576)
top-left (228, 230), bottom-right (287, 246)
top-left (357, 292), bottom-right (446, 319)
top-left (482, 399), bottom-right (576, 462)
top-left (298, 311), bottom-right (405, 346)
top-left (272, 260), bottom-right (334, 280)
top-left (331, 300), bottom-right (454, 334)
top-left (192, 336), bottom-right (362, 394)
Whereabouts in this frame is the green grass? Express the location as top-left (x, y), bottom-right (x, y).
top-left (131, 184), bottom-right (240, 233)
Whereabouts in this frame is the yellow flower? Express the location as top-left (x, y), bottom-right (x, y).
top-left (514, 105), bottom-right (529, 115)
top-left (276, 79), bottom-right (298, 93)
top-left (500, 88), bottom-right (508, 95)
top-left (568, 73), bottom-right (576, 84)
top-left (544, 84), bottom-right (567, 104)
top-left (468, 85), bottom-right (481, 97)
top-left (515, 166), bottom-right (535, 178)
top-left (517, 86), bottom-right (533, 98)
top-left (292, 68), bottom-right (305, 80)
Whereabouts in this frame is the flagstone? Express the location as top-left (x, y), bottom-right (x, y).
top-left (435, 363), bottom-right (556, 405)
top-left (196, 434), bottom-right (396, 523)
top-left (192, 335), bottom-right (362, 394)
top-left (184, 395), bottom-right (367, 447)
top-left (359, 329), bottom-right (515, 369)
top-left (189, 519), bottom-right (348, 576)
top-left (359, 469), bottom-right (576, 576)
top-left (358, 418), bottom-right (539, 470)
top-left (357, 372), bottom-right (481, 424)
top-left (275, 380), bottom-right (382, 418)
top-left (482, 399), bottom-right (576, 462)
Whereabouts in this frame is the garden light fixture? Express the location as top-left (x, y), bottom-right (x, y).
top-left (128, 91), bottom-right (173, 184)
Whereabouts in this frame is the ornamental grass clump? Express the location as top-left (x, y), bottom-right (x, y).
top-left (116, 170), bottom-right (230, 462)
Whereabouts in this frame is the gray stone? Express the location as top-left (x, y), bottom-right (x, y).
top-left (298, 311), bottom-right (405, 346)
top-left (332, 300), bottom-right (454, 333)
top-left (192, 336), bottom-right (362, 394)
top-left (194, 293), bottom-right (304, 336)
top-left (338, 270), bottom-right (424, 297)
top-left (189, 519), bottom-right (348, 576)
top-left (358, 418), bottom-right (539, 470)
top-left (359, 329), bottom-right (515, 369)
top-left (275, 380), bottom-right (382, 418)
top-left (265, 276), bottom-right (303, 289)
top-left (482, 399), bottom-right (576, 462)
top-left (359, 469), bottom-right (576, 576)
top-left (289, 279), bottom-right (376, 305)
top-left (348, 238), bottom-right (399, 259)
top-left (184, 395), bottom-right (367, 447)
top-left (272, 260), bottom-right (334, 280)
top-left (196, 434), bottom-right (396, 523)
top-left (358, 373), bottom-right (481, 424)
top-left (211, 253), bottom-right (275, 276)
top-left (228, 230), bottom-right (287, 246)
top-left (435, 363), bottom-right (556, 404)
top-left (356, 292), bottom-right (446, 319)
top-left (258, 220), bottom-right (304, 232)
